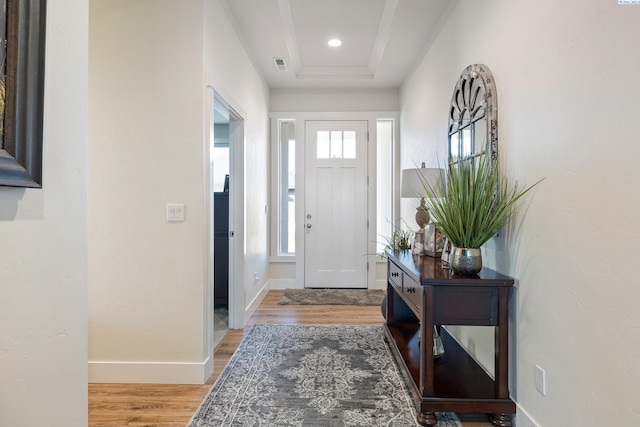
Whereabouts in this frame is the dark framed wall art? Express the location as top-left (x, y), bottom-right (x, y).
top-left (0, 0), bottom-right (46, 188)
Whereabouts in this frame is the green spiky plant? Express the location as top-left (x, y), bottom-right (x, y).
top-left (381, 220), bottom-right (413, 251)
top-left (420, 154), bottom-right (542, 249)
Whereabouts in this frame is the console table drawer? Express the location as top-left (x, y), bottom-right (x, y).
top-left (388, 261), bottom-right (403, 289)
top-left (433, 287), bottom-right (499, 325)
top-left (402, 276), bottom-right (422, 314)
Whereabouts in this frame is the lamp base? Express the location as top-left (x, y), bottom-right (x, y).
top-left (415, 202), bottom-right (430, 230)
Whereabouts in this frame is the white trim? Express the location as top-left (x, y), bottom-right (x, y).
top-left (515, 404), bottom-right (541, 427)
top-left (371, 279), bottom-right (387, 290)
top-left (88, 359), bottom-right (212, 385)
top-left (367, 117), bottom-right (377, 290)
top-left (368, 0), bottom-right (399, 74)
top-left (269, 117), bottom-right (299, 263)
top-left (225, 104), bottom-right (245, 330)
top-left (244, 281), bottom-right (270, 324)
top-left (269, 111), bottom-right (400, 120)
top-left (228, 113), bottom-right (245, 329)
top-left (269, 255), bottom-right (296, 263)
top-left (277, 0), bottom-right (302, 74)
top-left (204, 85), bottom-right (215, 379)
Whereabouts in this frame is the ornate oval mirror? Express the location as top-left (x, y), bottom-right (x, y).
top-left (448, 64), bottom-right (497, 166)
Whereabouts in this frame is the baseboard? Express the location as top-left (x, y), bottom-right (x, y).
top-left (203, 353), bottom-right (214, 384)
top-left (515, 403), bottom-right (541, 427)
top-left (244, 281), bottom-right (270, 324)
top-left (268, 278), bottom-right (296, 289)
top-left (89, 356), bottom-right (212, 384)
top-left (370, 279), bottom-right (387, 290)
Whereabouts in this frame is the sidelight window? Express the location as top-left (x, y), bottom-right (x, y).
top-left (275, 120), bottom-right (296, 256)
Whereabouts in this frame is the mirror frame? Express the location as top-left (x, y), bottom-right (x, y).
top-left (447, 64), bottom-right (498, 166)
top-left (0, 0), bottom-right (47, 188)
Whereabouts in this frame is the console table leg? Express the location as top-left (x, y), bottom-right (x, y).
top-left (490, 413), bottom-right (512, 427)
top-left (417, 411), bottom-right (437, 426)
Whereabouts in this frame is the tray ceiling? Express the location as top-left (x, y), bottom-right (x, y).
top-left (223, 0), bottom-right (453, 89)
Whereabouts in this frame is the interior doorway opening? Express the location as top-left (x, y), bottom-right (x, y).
top-left (212, 104), bottom-right (230, 349)
top-left (209, 90), bottom-right (244, 352)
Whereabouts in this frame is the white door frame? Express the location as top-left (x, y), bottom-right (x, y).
top-left (269, 112), bottom-right (398, 291)
top-left (205, 88), bottom-right (246, 373)
top-left (227, 106), bottom-right (244, 329)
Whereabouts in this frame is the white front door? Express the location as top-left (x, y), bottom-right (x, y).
top-left (304, 120), bottom-right (368, 289)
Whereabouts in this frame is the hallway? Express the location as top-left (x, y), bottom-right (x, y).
top-left (88, 290), bottom-right (493, 426)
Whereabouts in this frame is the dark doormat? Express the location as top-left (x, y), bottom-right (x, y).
top-left (278, 288), bottom-right (386, 306)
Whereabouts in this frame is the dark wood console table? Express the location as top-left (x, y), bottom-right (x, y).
top-left (384, 249), bottom-right (515, 426)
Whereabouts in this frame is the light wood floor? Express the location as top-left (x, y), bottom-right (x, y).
top-left (88, 290), bottom-right (493, 426)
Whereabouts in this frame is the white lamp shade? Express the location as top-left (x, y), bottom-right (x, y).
top-left (401, 168), bottom-right (444, 199)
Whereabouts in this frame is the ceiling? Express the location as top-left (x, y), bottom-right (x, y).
top-left (223, 0), bottom-right (453, 90)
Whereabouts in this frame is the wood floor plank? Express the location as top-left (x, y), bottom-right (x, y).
top-left (88, 290), bottom-right (493, 426)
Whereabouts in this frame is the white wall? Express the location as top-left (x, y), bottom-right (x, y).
top-left (400, 1), bottom-right (640, 426)
top-left (89, 0), bottom-right (206, 383)
top-left (88, 0), bottom-right (269, 384)
top-left (204, 0), bottom-right (271, 322)
top-left (0, 1), bottom-right (89, 426)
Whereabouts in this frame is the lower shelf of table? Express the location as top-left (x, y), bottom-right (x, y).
top-left (384, 323), bottom-right (515, 414)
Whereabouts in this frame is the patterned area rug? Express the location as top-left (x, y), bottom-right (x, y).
top-left (278, 289), bottom-right (386, 306)
top-left (188, 325), bottom-right (461, 427)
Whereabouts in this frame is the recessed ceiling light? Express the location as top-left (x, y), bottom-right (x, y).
top-left (328, 38), bottom-right (342, 47)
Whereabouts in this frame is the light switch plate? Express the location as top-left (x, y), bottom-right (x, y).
top-left (167, 204), bottom-right (185, 222)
